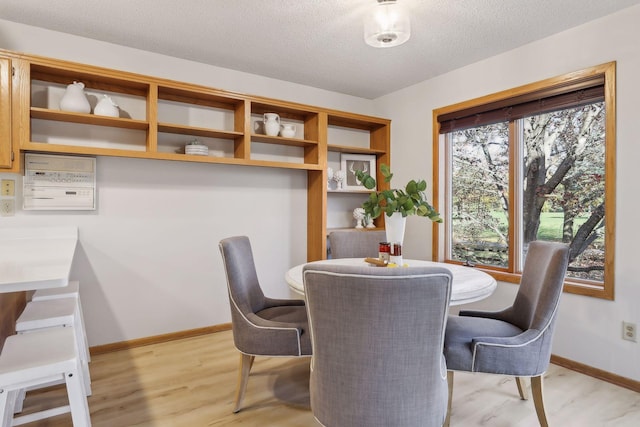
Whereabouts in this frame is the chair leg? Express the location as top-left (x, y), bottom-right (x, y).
top-left (13, 388), bottom-right (26, 413)
top-left (66, 368), bottom-right (92, 427)
top-left (443, 371), bottom-right (454, 427)
top-left (63, 323), bottom-right (92, 397)
top-left (0, 389), bottom-right (17, 426)
top-left (233, 354), bottom-right (255, 413)
top-left (531, 375), bottom-right (549, 427)
top-left (77, 297), bottom-right (91, 362)
top-left (516, 376), bottom-right (529, 400)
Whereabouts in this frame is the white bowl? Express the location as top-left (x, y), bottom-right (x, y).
top-left (185, 145), bottom-right (209, 155)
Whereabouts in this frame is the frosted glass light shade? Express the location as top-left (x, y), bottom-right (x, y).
top-left (364, 0), bottom-right (411, 48)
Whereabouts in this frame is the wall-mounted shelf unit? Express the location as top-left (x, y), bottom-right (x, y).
top-left (1, 48), bottom-right (390, 261)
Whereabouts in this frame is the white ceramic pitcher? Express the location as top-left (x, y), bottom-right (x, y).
top-left (264, 113), bottom-right (280, 136)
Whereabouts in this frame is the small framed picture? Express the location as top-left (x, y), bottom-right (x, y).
top-left (340, 154), bottom-right (377, 191)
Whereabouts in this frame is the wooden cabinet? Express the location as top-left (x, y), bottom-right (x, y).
top-left (4, 49), bottom-right (390, 261)
top-left (0, 57), bottom-right (12, 169)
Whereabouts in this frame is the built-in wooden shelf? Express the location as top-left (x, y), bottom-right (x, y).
top-left (1, 48), bottom-right (391, 261)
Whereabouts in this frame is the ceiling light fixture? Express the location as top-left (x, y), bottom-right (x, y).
top-left (364, 0), bottom-right (411, 48)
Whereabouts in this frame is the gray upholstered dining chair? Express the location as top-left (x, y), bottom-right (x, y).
top-left (443, 240), bottom-right (570, 427)
top-left (303, 263), bottom-right (453, 427)
top-left (218, 236), bottom-right (312, 413)
top-left (328, 229), bottom-right (386, 259)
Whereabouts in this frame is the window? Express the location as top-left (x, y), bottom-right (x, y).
top-left (433, 62), bottom-right (616, 299)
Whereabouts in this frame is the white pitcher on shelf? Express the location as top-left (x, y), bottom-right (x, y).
top-left (263, 113), bottom-right (280, 136)
top-left (280, 123), bottom-right (296, 138)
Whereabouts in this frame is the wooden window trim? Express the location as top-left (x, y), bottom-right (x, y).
top-left (432, 62), bottom-right (616, 300)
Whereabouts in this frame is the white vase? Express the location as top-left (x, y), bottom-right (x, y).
top-left (385, 212), bottom-right (406, 245)
top-left (59, 81), bottom-right (91, 114)
top-left (280, 123), bottom-right (296, 138)
top-left (94, 94), bottom-right (119, 117)
top-left (263, 113), bottom-right (280, 136)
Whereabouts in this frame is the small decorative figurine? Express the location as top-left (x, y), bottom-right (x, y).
top-left (327, 167), bottom-right (334, 190)
top-left (353, 208), bottom-right (366, 229)
top-left (365, 214), bottom-right (375, 228)
top-left (333, 169), bottom-right (345, 190)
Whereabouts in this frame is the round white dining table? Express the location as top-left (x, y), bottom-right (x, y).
top-left (285, 258), bottom-right (497, 306)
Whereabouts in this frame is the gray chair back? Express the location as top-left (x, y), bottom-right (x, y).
top-left (328, 230), bottom-right (386, 259)
top-left (219, 235), bottom-right (267, 316)
top-left (303, 264), bottom-right (452, 427)
top-left (219, 236), bottom-right (310, 357)
top-left (510, 240), bottom-right (570, 332)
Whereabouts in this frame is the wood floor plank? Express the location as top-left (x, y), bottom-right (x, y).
top-left (18, 330), bottom-right (640, 426)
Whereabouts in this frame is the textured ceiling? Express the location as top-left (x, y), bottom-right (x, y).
top-left (1, 0), bottom-right (639, 99)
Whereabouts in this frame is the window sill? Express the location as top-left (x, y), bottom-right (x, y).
top-left (441, 260), bottom-right (613, 300)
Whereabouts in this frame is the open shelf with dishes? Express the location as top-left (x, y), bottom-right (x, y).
top-left (155, 84), bottom-right (244, 162)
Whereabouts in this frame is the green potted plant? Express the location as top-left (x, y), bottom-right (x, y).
top-left (356, 163), bottom-right (442, 221)
top-left (356, 163), bottom-right (442, 244)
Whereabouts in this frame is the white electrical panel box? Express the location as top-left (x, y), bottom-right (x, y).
top-left (23, 153), bottom-right (96, 210)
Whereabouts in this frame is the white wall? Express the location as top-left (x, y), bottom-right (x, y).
top-left (2, 160), bottom-right (310, 345)
top-left (375, 5), bottom-right (640, 381)
top-left (0, 19), bottom-right (377, 346)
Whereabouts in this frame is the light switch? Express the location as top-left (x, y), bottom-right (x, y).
top-left (1, 179), bottom-right (15, 196)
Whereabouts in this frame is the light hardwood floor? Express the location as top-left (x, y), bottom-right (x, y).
top-left (19, 330), bottom-right (640, 426)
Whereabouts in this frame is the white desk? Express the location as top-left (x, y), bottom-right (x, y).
top-left (285, 258), bottom-right (497, 306)
top-left (0, 226), bottom-right (78, 293)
